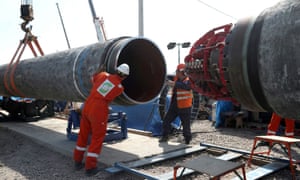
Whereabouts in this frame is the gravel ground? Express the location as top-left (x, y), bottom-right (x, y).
top-left (0, 126), bottom-right (137, 180)
top-left (0, 119), bottom-right (300, 179)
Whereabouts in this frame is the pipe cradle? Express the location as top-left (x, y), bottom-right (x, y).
top-left (0, 37), bottom-right (166, 105)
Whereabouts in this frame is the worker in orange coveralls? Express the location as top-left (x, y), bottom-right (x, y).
top-left (73, 63), bottom-right (130, 176)
top-left (267, 112), bottom-right (295, 138)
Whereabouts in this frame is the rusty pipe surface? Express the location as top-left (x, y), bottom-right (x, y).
top-left (185, 0), bottom-right (300, 119)
top-left (226, 0), bottom-right (300, 119)
top-left (0, 37), bottom-right (166, 105)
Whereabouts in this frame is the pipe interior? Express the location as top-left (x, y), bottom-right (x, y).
top-left (116, 39), bottom-right (166, 103)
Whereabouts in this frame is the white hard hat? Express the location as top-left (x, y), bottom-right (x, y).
top-left (117, 63), bottom-right (130, 75)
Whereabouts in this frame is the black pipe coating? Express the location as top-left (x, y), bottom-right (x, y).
top-left (226, 0), bottom-right (300, 119)
top-left (0, 37), bottom-right (166, 105)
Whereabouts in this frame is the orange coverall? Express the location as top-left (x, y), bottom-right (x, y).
top-left (73, 72), bottom-right (124, 170)
top-left (267, 113), bottom-right (295, 138)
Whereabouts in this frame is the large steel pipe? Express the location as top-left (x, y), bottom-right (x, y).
top-left (226, 0), bottom-right (300, 119)
top-left (0, 37), bottom-right (166, 105)
top-left (185, 0), bottom-right (300, 119)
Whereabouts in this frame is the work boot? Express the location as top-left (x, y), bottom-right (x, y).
top-left (159, 136), bottom-right (169, 143)
top-left (185, 137), bottom-right (191, 145)
top-left (74, 161), bottom-right (84, 171)
top-left (85, 167), bottom-right (101, 176)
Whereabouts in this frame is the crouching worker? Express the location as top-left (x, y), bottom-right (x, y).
top-left (258, 112), bottom-right (295, 147)
top-left (73, 63), bottom-right (130, 176)
top-left (267, 112), bottom-right (295, 138)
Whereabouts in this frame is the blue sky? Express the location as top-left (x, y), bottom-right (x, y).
top-left (0, 0), bottom-right (280, 73)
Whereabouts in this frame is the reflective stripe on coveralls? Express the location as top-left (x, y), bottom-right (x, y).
top-left (87, 152), bottom-right (99, 158)
top-left (75, 145), bottom-right (87, 151)
top-left (73, 72), bottom-right (124, 170)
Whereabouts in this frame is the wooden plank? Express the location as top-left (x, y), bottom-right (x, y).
top-left (231, 161), bottom-right (288, 180)
top-left (106, 145), bottom-right (206, 173)
top-left (256, 135), bottom-right (300, 143)
top-left (157, 151), bottom-right (243, 180)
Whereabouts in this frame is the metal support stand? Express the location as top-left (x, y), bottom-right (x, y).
top-left (248, 135), bottom-right (300, 180)
top-left (66, 111), bottom-right (128, 142)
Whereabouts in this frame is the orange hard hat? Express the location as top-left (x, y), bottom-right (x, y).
top-left (176, 64), bottom-right (185, 71)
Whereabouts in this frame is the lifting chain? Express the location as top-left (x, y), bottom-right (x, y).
top-left (3, 2), bottom-right (44, 97)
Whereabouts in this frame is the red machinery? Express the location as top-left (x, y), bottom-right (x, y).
top-left (184, 24), bottom-right (235, 102)
top-left (183, 0), bottom-right (300, 119)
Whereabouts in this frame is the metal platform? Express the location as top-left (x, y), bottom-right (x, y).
top-left (174, 155), bottom-right (246, 180)
top-left (231, 161), bottom-right (288, 180)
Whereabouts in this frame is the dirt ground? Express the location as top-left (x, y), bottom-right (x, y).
top-left (0, 126), bottom-right (139, 180)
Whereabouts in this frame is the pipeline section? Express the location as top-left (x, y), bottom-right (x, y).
top-left (185, 0), bottom-right (300, 119)
top-left (0, 37), bottom-right (166, 105)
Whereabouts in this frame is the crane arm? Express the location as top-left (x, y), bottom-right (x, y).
top-left (88, 0), bottom-right (106, 42)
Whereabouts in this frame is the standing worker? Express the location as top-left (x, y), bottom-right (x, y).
top-left (159, 64), bottom-right (193, 144)
top-left (73, 63), bottom-right (130, 176)
top-left (267, 112), bottom-right (295, 138)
